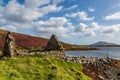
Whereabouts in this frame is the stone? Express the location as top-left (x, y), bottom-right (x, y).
top-left (117, 73), bottom-right (120, 79)
top-left (2, 32), bottom-right (16, 57)
top-left (97, 75), bottom-right (105, 80)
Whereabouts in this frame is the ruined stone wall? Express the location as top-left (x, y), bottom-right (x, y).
top-left (2, 32), bottom-right (16, 57)
top-left (45, 34), bottom-right (64, 51)
top-left (44, 34), bottom-right (65, 58)
top-left (43, 51), bottom-right (65, 58)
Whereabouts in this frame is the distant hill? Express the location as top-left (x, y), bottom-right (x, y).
top-left (0, 29), bottom-right (73, 50)
top-left (91, 41), bottom-right (120, 47)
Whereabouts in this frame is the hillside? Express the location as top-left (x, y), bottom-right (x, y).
top-left (0, 29), bottom-right (73, 50)
top-left (0, 57), bottom-right (92, 80)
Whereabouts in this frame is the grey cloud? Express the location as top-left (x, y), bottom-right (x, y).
top-left (74, 23), bottom-right (87, 32)
top-left (101, 26), bottom-right (119, 34)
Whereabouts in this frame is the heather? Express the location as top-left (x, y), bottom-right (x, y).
top-left (0, 29), bottom-right (73, 50)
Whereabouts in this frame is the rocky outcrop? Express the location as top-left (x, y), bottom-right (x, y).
top-left (2, 32), bottom-right (16, 57)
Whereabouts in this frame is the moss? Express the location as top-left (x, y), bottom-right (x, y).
top-left (0, 58), bottom-right (92, 80)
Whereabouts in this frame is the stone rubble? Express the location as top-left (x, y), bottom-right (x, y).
top-left (65, 56), bottom-right (120, 80)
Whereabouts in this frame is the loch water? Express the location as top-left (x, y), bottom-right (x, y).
top-left (66, 47), bottom-right (120, 59)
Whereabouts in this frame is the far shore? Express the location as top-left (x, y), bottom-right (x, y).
top-left (65, 47), bottom-right (99, 51)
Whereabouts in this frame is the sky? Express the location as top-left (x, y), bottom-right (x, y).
top-left (0, 0), bottom-right (120, 45)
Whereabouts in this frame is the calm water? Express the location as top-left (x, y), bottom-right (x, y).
top-left (65, 47), bottom-right (120, 59)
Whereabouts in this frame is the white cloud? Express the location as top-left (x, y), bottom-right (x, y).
top-left (22, 8), bottom-right (41, 21)
top-left (87, 22), bottom-right (100, 30)
top-left (73, 22), bottom-right (100, 37)
top-left (88, 7), bottom-right (95, 12)
top-left (100, 24), bottom-right (120, 37)
top-left (35, 27), bottom-right (66, 34)
top-left (1, 0), bottom-right (63, 22)
top-left (0, 25), bottom-right (17, 32)
top-left (72, 22), bottom-right (120, 38)
top-left (4, 0), bottom-right (22, 14)
top-left (74, 22), bottom-right (100, 33)
top-left (52, 0), bottom-right (64, 5)
top-left (39, 5), bottom-right (63, 16)
top-left (0, 0), bottom-right (63, 32)
top-left (33, 17), bottom-right (73, 34)
top-left (25, 0), bottom-right (50, 8)
top-left (69, 22), bottom-right (120, 38)
top-left (33, 17), bottom-right (74, 38)
top-left (65, 5), bottom-right (78, 10)
top-left (105, 12), bottom-right (120, 20)
top-left (1, 0), bottom-right (40, 23)
top-left (60, 34), bottom-right (70, 38)
top-left (65, 11), bottom-right (94, 21)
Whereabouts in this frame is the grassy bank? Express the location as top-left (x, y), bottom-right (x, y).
top-left (0, 57), bottom-right (92, 80)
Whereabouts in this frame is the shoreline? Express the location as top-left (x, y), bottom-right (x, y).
top-left (65, 47), bottom-right (99, 51)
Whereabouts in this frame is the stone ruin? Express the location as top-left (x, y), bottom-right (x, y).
top-left (2, 33), bottom-right (65, 58)
top-left (45, 34), bottom-right (64, 51)
top-left (44, 34), bottom-right (65, 58)
top-left (2, 32), bottom-right (16, 57)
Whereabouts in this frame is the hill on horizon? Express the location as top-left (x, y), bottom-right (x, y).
top-left (91, 41), bottom-right (119, 46)
top-left (0, 29), bottom-right (73, 50)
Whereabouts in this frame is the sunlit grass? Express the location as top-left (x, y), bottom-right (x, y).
top-left (0, 57), bottom-right (92, 80)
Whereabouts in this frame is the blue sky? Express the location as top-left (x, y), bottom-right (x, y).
top-left (0, 0), bottom-right (120, 45)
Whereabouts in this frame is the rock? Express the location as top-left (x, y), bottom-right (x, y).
top-left (97, 75), bottom-right (105, 80)
top-left (117, 73), bottom-right (120, 79)
top-left (2, 32), bottom-right (16, 57)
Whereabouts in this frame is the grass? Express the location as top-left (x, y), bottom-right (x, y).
top-left (0, 57), bottom-right (92, 80)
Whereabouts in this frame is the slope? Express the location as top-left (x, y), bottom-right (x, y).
top-left (0, 57), bottom-right (92, 80)
top-left (0, 29), bottom-right (73, 50)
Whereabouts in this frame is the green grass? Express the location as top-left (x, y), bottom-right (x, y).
top-left (0, 57), bottom-right (92, 80)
